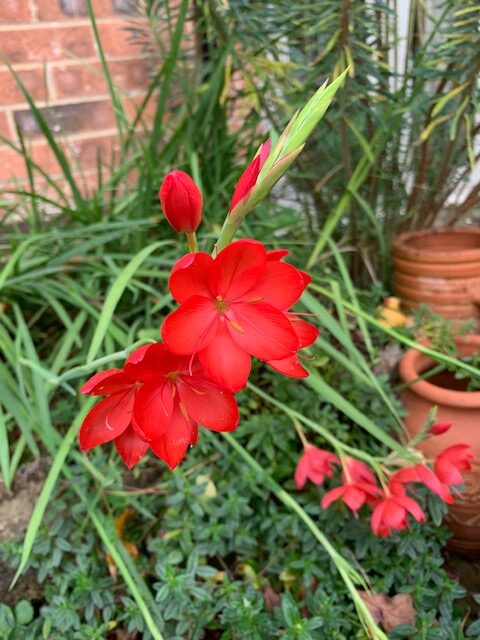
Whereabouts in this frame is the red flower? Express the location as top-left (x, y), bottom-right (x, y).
top-left (390, 464), bottom-right (453, 504)
top-left (371, 483), bottom-right (425, 537)
top-left (321, 456), bottom-right (382, 512)
top-left (294, 445), bottom-right (338, 489)
top-left (125, 343), bottom-right (239, 470)
top-left (429, 421), bottom-right (453, 436)
top-left (229, 140), bottom-right (270, 213)
top-left (159, 170), bottom-right (203, 233)
top-left (322, 481), bottom-right (382, 512)
top-left (341, 457), bottom-right (377, 485)
top-left (434, 444), bottom-right (474, 486)
top-left (79, 346), bottom-right (151, 469)
top-left (161, 239), bottom-right (313, 391)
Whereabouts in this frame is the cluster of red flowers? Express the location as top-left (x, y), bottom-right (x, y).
top-left (79, 158), bottom-right (318, 470)
top-left (294, 436), bottom-right (474, 537)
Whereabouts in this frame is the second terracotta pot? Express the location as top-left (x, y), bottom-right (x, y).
top-left (392, 228), bottom-right (480, 322)
top-left (399, 336), bottom-right (480, 554)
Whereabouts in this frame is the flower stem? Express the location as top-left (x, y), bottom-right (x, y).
top-left (293, 418), bottom-right (309, 448)
top-left (247, 382), bottom-right (380, 466)
top-left (186, 231), bottom-right (199, 253)
top-left (215, 216), bottom-right (239, 252)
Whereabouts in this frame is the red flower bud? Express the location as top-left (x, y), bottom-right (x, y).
top-left (159, 170), bottom-right (202, 233)
top-left (428, 421), bottom-right (453, 436)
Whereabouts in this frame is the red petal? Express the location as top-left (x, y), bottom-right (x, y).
top-left (342, 485), bottom-right (367, 511)
top-left (190, 423), bottom-right (199, 445)
top-left (133, 381), bottom-right (174, 441)
top-left (229, 156), bottom-right (261, 212)
top-left (241, 261), bottom-right (306, 310)
top-left (210, 240), bottom-right (267, 300)
top-left (371, 501), bottom-right (387, 535)
top-left (344, 458), bottom-right (376, 485)
top-left (150, 407), bottom-right (193, 470)
top-left (178, 376), bottom-right (239, 432)
top-left (382, 500), bottom-right (406, 529)
top-left (228, 301), bottom-right (298, 360)
top-left (125, 342), bottom-right (179, 382)
top-left (398, 496), bottom-right (425, 523)
top-left (267, 249), bottom-right (289, 261)
top-left (114, 425), bottom-right (149, 469)
top-left (290, 317), bottom-right (319, 348)
top-left (124, 344), bottom-right (151, 368)
top-left (321, 486), bottom-right (345, 509)
top-left (267, 354), bottom-right (309, 378)
top-left (161, 296), bottom-right (218, 355)
top-left (169, 252), bottom-right (214, 303)
top-left (199, 322), bottom-right (251, 392)
top-left (294, 454), bottom-right (310, 489)
top-left (80, 369), bottom-right (131, 396)
top-left (79, 393), bottom-right (131, 450)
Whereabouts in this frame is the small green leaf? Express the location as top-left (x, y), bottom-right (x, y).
top-left (14, 600), bottom-right (34, 626)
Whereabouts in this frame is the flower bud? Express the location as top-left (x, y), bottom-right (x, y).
top-left (159, 170), bottom-right (202, 233)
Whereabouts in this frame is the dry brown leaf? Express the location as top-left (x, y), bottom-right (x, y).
top-left (358, 590), bottom-right (416, 632)
top-left (263, 584), bottom-right (281, 612)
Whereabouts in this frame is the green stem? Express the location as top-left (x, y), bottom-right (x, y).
top-left (247, 382), bottom-right (383, 466)
top-left (215, 215), bottom-right (240, 252)
top-left (186, 231), bottom-right (199, 253)
top-left (221, 432), bottom-right (388, 640)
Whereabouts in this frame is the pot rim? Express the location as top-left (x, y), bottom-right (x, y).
top-left (392, 227), bottom-right (480, 264)
top-left (398, 336), bottom-right (480, 408)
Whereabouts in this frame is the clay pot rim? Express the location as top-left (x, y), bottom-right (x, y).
top-left (393, 227), bottom-right (480, 264)
top-left (398, 336), bottom-right (480, 408)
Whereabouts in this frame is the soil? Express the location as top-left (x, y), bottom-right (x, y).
top-left (0, 459), bottom-right (49, 606)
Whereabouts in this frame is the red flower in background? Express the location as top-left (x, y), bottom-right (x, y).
top-left (229, 140), bottom-right (270, 213)
top-left (79, 346), bottom-right (151, 469)
top-left (161, 239), bottom-right (316, 391)
top-left (321, 457), bottom-right (382, 512)
top-left (322, 481), bottom-right (382, 512)
top-left (125, 343), bottom-right (239, 470)
top-left (434, 444), bottom-right (473, 486)
top-left (159, 170), bottom-right (203, 233)
top-left (390, 464), bottom-right (453, 504)
top-left (429, 421), bottom-right (453, 436)
top-left (294, 445), bottom-right (338, 489)
top-left (371, 483), bottom-right (425, 537)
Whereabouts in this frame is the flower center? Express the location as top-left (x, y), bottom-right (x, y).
top-left (214, 295), bottom-right (229, 313)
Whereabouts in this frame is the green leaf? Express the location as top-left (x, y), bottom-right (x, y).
top-left (86, 242), bottom-right (166, 363)
top-left (14, 600), bottom-right (34, 626)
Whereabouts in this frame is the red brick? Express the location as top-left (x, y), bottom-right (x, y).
top-left (0, 0), bottom-right (33, 22)
top-left (66, 132), bottom-right (120, 168)
top-left (0, 112), bottom-right (12, 140)
top-left (97, 22), bottom-right (145, 58)
top-left (14, 99), bottom-right (115, 137)
top-left (1, 26), bottom-right (95, 64)
top-left (52, 59), bottom-right (149, 99)
top-left (34, 0), bottom-right (116, 20)
top-left (0, 68), bottom-right (47, 105)
top-left (0, 143), bottom-right (60, 183)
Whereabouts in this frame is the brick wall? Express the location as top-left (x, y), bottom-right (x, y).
top-left (0, 0), bottom-right (152, 196)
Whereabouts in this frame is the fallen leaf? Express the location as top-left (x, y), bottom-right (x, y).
top-left (263, 584), bottom-right (281, 612)
top-left (106, 508), bottom-right (138, 581)
top-left (358, 590), bottom-right (416, 632)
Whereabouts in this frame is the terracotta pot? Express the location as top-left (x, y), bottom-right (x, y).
top-left (399, 336), bottom-right (480, 553)
top-left (392, 228), bottom-right (480, 322)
